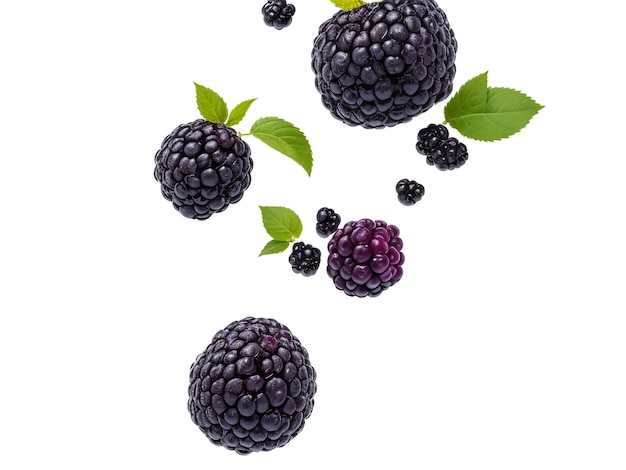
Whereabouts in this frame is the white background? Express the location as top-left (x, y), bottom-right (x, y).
top-left (1, 1), bottom-right (625, 469)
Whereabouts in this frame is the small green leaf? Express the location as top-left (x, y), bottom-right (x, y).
top-left (259, 206), bottom-right (302, 242)
top-left (226, 98), bottom-right (257, 127)
top-left (259, 239), bottom-right (290, 256)
top-left (250, 117), bottom-right (313, 176)
top-left (444, 72), bottom-right (544, 142)
top-left (329, 0), bottom-right (367, 10)
top-left (444, 71), bottom-right (488, 125)
top-left (194, 83), bottom-right (228, 124)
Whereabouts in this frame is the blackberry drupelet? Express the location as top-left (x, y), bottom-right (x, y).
top-left (316, 207), bottom-right (341, 237)
top-left (153, 119), bottom-right (253, 219)
top-left (289, 242), bottom-right (322, 276)
top-left (262, 0), bottom-right (296, 30)
top-left (426, 137), bottom-right (468, 170)
top-left (416, 123), bottom-right (448, 155)
top-left (188, 317), bottom-right (317, 455)
top-left (327, 218), bottom-right (405, 298)
top-left (311, 0), bottom-right (457, 129)
top-left (396, 179), bottom-right (425, 205)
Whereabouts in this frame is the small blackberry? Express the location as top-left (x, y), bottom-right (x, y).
top-left (426, 137), bottom-right (469, 170)
top-left (416, 123), bottom-right (449, 155)
top-left (262, 0), bottom-right (296, 30)
top-left (153, 119), bottom-right (253, 219)
top-left (316, 207), bottom-right (341, 237)
top-left (327, 218), bottom-right (405, 298)
top-left (396, 179), bottom-right (425, 205)
top-left (188, 317), bottom-right (317, 454)
top-left (289, 242), bottom-right (321, 276)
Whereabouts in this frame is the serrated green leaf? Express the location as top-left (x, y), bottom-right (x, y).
top-left (329, 0), bottom-right (367, 10)
top-left (226, 98), bottom-right (256, 127)
top-left (444, 72), bottom-right (544, 142)
top-left (194, 83), bottom-right (228, 124)
top-left (259, 239), bottom-right (290, 256)
top-left (444, 71), bottom-right (489, 125)
top-left (250, 117), bottom-right (313, 176)
top-left (259, 206), bottom-right (302, 242)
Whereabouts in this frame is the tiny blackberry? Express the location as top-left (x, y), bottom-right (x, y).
top-left (416, 123), bottom-right (449, 156)
top-left (289, 242), bottom-right (321, 276)
top-left (327, 218), bottom-right (405, 298)
top-left (396, 179), bottom-right (425, 205)
top-left (188, 317), bottom-right (317, 454)
top-left (262, 0), bottom-right (296, 30)
top-left (316, 207), bottom-right (341, 237)
top-left (426, 137), bottom-right (469, 170)
top-left (153, 119), bottom-right (253, 219)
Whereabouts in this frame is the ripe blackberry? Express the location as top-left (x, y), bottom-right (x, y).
top-left (188, 317), bottom-right (317, 455)
top-left (416, 123), bottom-right (448, 155)
top-left (316, 207), bottom-right (341, 237)
top-left (396, 179), bottom-right (425, 205)
top-left (311, 0), bottom-right (457, 129)
top-left (327, 218), bottom-right (405, 298)
top-left (289, 242), bottom-right (322, 276)
top-left (262, 0), bottom-right (296, 30)
top-left (426, 137), bottom-right (468, 170)
top-left (153, 119), bottom-right (253, 220)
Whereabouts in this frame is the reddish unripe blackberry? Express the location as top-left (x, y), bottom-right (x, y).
top-left (188, 317), bottom-right (317, 454)
top-left (327, 218), bottom-right (405, 297)
top-left (153, 119), bottom-right (253, 219)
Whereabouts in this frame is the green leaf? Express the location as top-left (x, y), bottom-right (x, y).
top-left (444, 72), bottom-right (544, 142)
top-left (329, 0), bottom-right (367, 10)
top-left (250, 117), bottom-right (313, 176)
top-left (226, 98), bottom-right (257, 127)
top-left (259, 239), bottom-right (290, 256)
top-left (259, 206), bottom-right (302, 242)
top-left (444, 71), bottom-right (488, 125)
top-left (194, 83), bottom-right (228, 124)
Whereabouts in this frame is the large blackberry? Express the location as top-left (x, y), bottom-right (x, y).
top-left (153, 119), bottom-right (253, 220)
top-left (289, 242), bottom-right (322, 276)
top-left (188, 317), bottom-right (317, 455)
top-left (262, 0), bottom-right (296, 30)
top-left (396, 179), bottom-right (424, 205)
top-left (426, 137), bottom-right (468, 170)
top-left (316, 207), bottom-right (341, 237)
top-left (327, 218), bottom-right (405, 297)
top-left (311, 0), bottom-right (457, 129)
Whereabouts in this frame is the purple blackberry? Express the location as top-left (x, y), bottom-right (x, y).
top-left (396, 179), bottom-right (425, 205)
top-left (188, 317), bottom-right (317, 455)
top-left (327, 218), bottom-right (405, 298)
top-left (153, 119), bottom-right (253, 220)
top-left (311, 0), bottom-right (457, 129)
top-left (289, 242), bottom-right (322, 276)
top-left (416, 123), bottom-right (449, 155)
top-left (316, 207), bottom-right (341, 237)
top-left (426, 137), bottom-right (468, 170)
top-left (262, 0), bottom-right (296, 30)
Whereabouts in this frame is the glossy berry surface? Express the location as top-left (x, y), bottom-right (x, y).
top-left (396, 179), bottom-right (425, 205)
top-left (416, 123), bottom-right (448, 155)
top-left (262, 0), bottom-right (296, 30)
top-left (153, 119), bottom-right (253, 219)
top-left (327, 218), bottom-right (405, 298)
top-left (426, 137), bottom-right (468, 170)
top-left (316, 207), bottom-right (341, 237)
top-left (311, 0), bottom-right (457, 128)
top-left (289, 242), bottom-right (322, 276)
top-left (188, 317), bottom-right (317, 455)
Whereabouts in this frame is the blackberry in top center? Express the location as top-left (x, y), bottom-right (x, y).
top-left (311, 0), bottom-right (457, 129)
